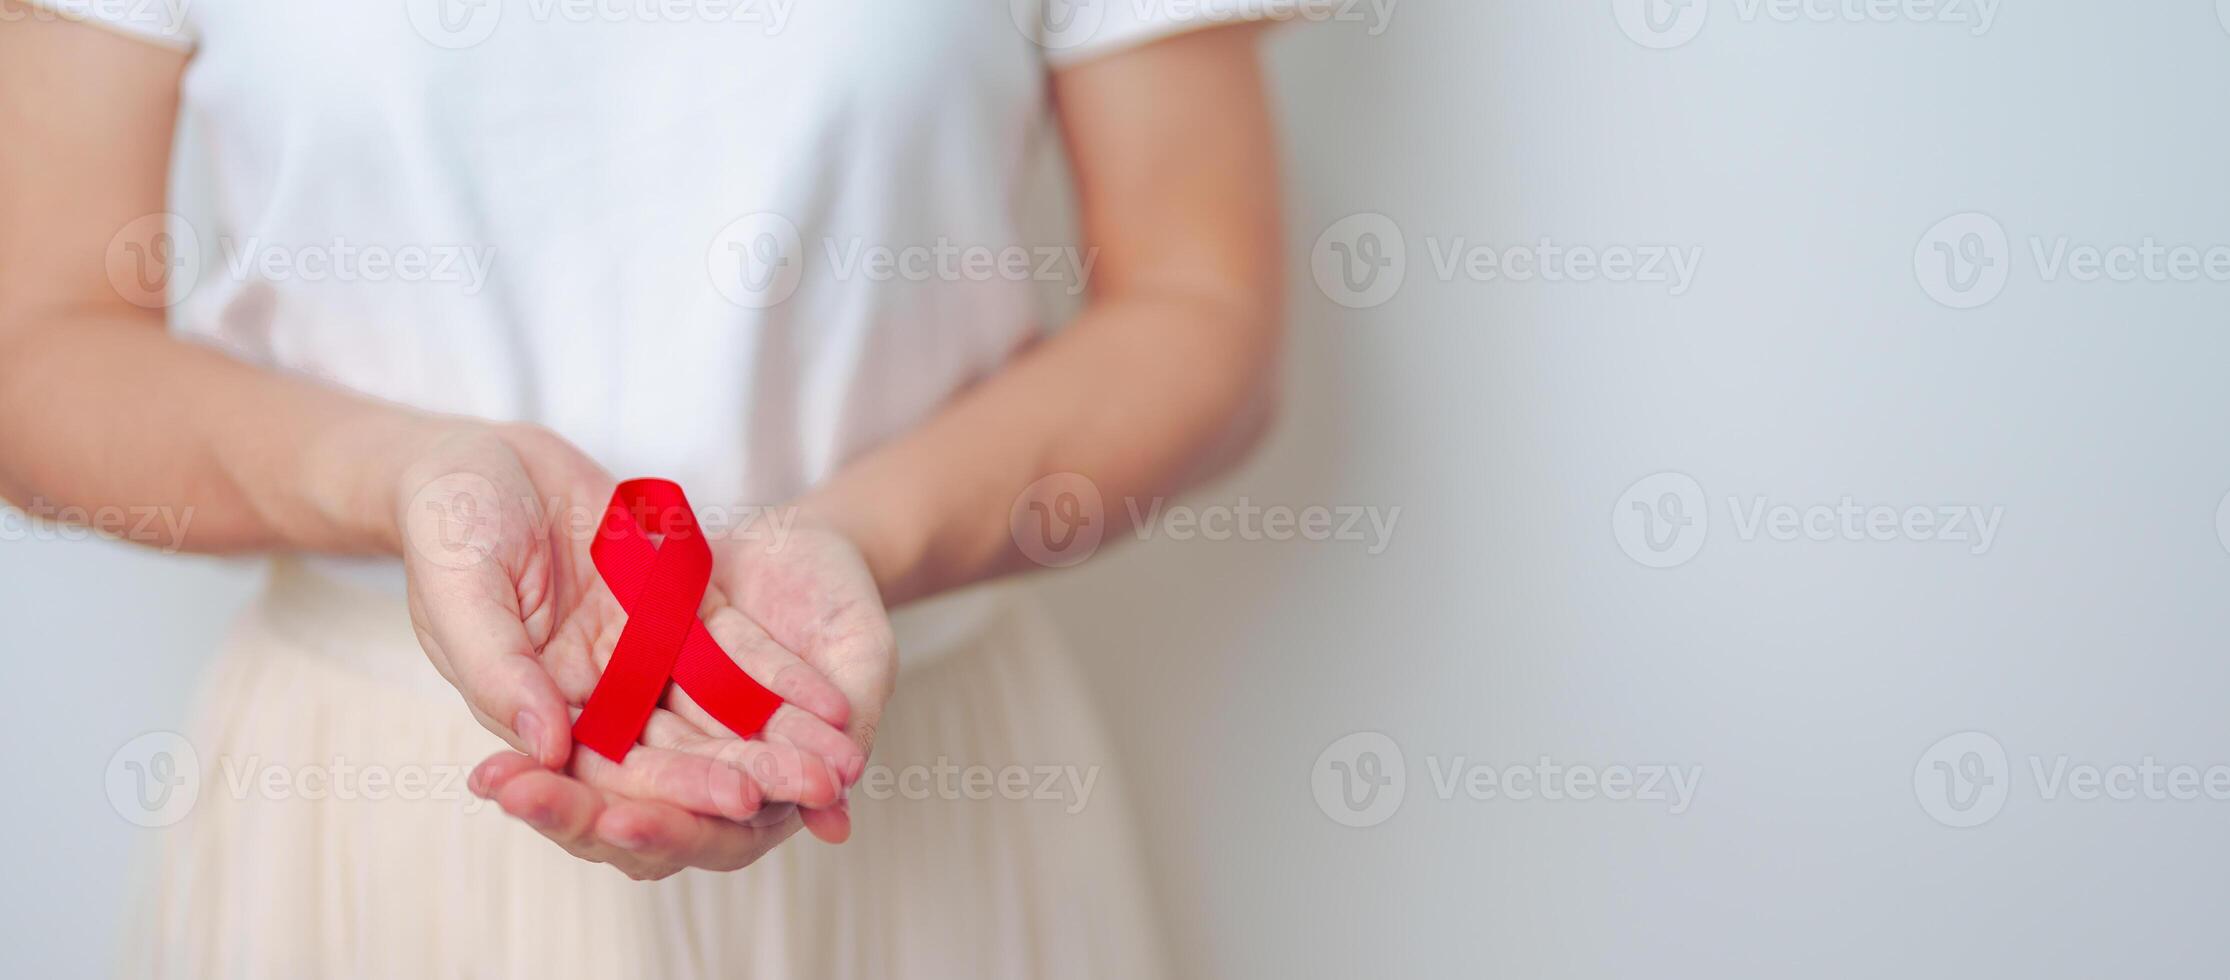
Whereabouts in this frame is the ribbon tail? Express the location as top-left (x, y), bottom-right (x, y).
top-left (672, 624), bottom-right (784, 740)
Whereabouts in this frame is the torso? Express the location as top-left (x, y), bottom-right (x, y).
top-left (167, 1), bottom-right (1061, 505)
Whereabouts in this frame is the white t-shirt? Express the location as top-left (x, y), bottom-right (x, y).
top-left (31, 0), bottom-right (1305, 651)
top-left (39, 0), bottom-right (1303, 494)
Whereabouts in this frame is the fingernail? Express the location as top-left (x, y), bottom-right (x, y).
top-left (467, 763), bottom-right (492, 798)
top-left (603, 827), bottom-right (652, 850)
top-left (514, 711), bottom-right (546, 764)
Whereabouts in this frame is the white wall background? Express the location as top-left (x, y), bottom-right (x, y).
top-left (11, 3), bottom-right (2230, 977)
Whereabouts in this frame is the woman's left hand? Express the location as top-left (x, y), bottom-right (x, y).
top-left (700, 514), bottom-right (898, 845)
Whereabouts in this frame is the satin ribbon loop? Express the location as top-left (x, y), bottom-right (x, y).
top-left (571, 479), bottom-right (784, 762)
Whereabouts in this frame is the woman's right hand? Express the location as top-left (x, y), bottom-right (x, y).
top-left (390, 420), bottom-right (864, 872)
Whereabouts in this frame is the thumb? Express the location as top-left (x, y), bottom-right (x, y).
top-left (397, 456), bottom-right (574, 769)
top-left (421, 585), bottom-right (574, 769)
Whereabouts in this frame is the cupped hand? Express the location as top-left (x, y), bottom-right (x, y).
top-left (460, 502), bottom-right (900, 869)
top-left (705, 512), bottom-right (898, 845)
top-left (392, 421), bottom-right (866, 874)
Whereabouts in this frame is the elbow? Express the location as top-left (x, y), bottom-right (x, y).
top-left (1218, 363), bottom-right (1281, 474)
top-left (1182, 298), bottom-right (1284, 488)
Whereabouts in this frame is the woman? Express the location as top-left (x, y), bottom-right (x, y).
top-left (0, 0), bottom-right (1286, 976)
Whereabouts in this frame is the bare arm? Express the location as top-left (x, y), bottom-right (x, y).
top-left (799, 23), bottom-right (1288, 605)
top-left (0, 16), bottom-right (877, 875)
top-left (0, 6), bottom-right (440, 554)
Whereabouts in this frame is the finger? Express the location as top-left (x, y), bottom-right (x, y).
top-left (566, 741), bottom-right (764, 822)
top-left (793, 610), bottom-right (896, 766)
top-left (468, 749), bottom-right (543, 800)
top-left (593, 798), bottom-right (797, 873)
top-left (799, 800), bottom-right (852, 845)
top-left (692, 607), bottom-right (852, 730)
top-left (638, 702), bottom-right (849, 791)
top-left (827, 655), bottom-right (888, 763)
top-left (492, 763), bottom-right (682, 879)
top-left (763, 704), bottom-right (867, 786)
top-left (650, 696), bottom-right (865, 789)
top-left (491, 765), bottom-right (607, 855)
top-left (689, 606), bottom-right (866, 783)
top-left (642, 718), bottom-right (845, 809)
top-left (419, 579), bottom-right (573, 769)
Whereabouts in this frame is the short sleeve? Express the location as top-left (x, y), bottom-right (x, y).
top-left (20, 0), bottom-right (194, 51)
top-left (1029, 0), bottom-right (1330, 69)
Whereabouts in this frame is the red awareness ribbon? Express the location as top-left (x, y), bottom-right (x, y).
top-left (571, 479), bottom-right (783, 762)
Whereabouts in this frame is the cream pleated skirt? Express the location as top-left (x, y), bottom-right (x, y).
top-left (122, 561), bottom-right (1164, 979)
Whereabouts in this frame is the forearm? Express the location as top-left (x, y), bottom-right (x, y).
top-left (801, 288), bottom-right (1280, 606)
top-left (0, 311), bottom-right (441, 554)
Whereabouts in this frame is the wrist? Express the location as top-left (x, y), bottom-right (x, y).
top-left (794, 481), bottom-right (932, 604)
top-left (338, 413), bottom-right (498, 557)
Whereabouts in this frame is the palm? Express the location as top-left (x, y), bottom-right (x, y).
top-left (403, 424), bottom-right (868, 877)
top-left (715, 522), bottom-right (898, 776)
